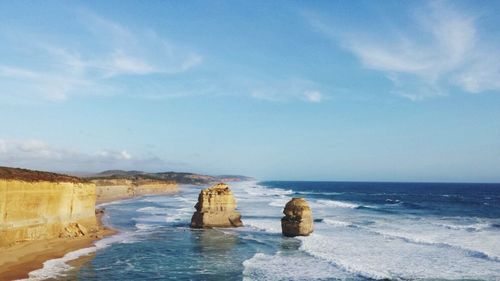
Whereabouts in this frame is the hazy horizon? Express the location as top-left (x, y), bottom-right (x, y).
top-left (27, 168), bottom-right (500, 184)
top-left (1, 1), bottom-right (500, 183)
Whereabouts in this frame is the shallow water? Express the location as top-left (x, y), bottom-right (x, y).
top-left (30, 181), bottom-right (500, 280)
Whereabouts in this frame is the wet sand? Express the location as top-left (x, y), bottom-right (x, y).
top-left (0, 213), bottom-right (116, 280)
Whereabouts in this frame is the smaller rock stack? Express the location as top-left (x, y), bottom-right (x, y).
top-left (281, 198), bottom-right (314, 237)
top-left (190, 183), bottom-right (243, 228)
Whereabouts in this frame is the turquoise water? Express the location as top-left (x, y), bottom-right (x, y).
top-left (28, 181), bottom-right (500, 280)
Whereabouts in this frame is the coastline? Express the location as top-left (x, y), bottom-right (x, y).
top-left (0, 188), bottom-right (180, 281)
top-left (0, 211), bottom-right (116, 281)
top-left (95, 188), bottom-right (179, 205)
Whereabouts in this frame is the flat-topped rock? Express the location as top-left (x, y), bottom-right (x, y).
top-left (190, 183), bottom-right (243, 228)
top-left (281, 198), bottom-right (313, 237)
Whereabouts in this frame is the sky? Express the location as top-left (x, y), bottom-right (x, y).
top-left (0, 0), bottom-right (499, 182)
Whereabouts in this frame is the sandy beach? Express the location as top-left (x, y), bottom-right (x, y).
top-left (0, 211), bottom-right (116, 281)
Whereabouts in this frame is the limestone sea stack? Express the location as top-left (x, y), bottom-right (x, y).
top-left (190, 183), bottom-right (243, 228)
top-left (281, 198), bottom-right (313, 237)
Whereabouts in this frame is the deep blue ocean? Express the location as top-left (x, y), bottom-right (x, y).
top-left (27, 181), bottom-right (500, 280)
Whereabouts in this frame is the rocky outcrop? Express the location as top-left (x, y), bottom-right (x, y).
top-left (191, 183), bottom-right (243, 228)
top-left (92, 178), bottom-right (178, 203)
top-left (0, 167), bottom-right (98, 247)
top-left (281, 198), bottom-right (313, 237)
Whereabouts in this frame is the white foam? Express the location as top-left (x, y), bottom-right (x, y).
top-left (140, 195), bottom-right (183, 204)
top-left (165, 211), bottom-right (191, 223)
top-left (268, 197), bottom-right (291, 207)
top-left (296, 191), bottom-right (344, 196)
top-left (364, 217), bottom-right (500, 261)
top-left (137, 206), bottom-right (169, 215)
top-left (135, 223), bottom-right (160, 231)
top-left (323, 218), bottom-right (352, 227)
top-left (134, 205), bottom-right (193, 226)
top-left (244, 219), bottom-right (282, 234)
top-left (243, 252), bottom-right (352, 281)
top-left (132, 215), bottom-right (167, 223)
top-left (20, 247), bottom-right (95, 281)
top-left (433, 221), bottom-right (493, 231)
top-left (176, 196), bottom-right (198, 205)
top-left (241, 183), bottom-right (293, 197)
top-left (315, 199), bottom-right (359, 209)
top-left (20, 231), bottom-right (136, 281)
top-left (299, 230), bottom-right (500, 280)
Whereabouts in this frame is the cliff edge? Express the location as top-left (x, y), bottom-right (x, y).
top-left (0, 167), bottom-right (98, 247)
top-left (91, 177), bottom-right (178, 203)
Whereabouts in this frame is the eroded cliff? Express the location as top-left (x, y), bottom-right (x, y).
top-left (92, 178), bottom-right (178, 203)
top-left (0, 167), bottom-right (98, 247)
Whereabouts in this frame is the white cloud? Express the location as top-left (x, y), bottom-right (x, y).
top-left (250, 78), bottom-right (326, 103)
top-left (303, 90), bottom-right (323, 103)
top-left (455, 51), bottom-right (500, 93)
top-left (76, 12), bottom-right (202, 77)
top-left (0, 139), bottom-right (164, 172)
top-left (100, 50), bottom-right (157, 76)
top-left (0, 9), bottom-right (202, 102)
top-left (96, 149), bottom-right (132, 160)
top-left (306, 1), bottom-right (500, 100)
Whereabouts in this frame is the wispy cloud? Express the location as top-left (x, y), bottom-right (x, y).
top-left (126, 74), bottom-right (328, 103)
top-left (76, 10), bottom-right (203, 77)
top-left (0, 138), bottom-right (168, 172)
top-left (305, 1), bottom-right (500, 100)
top-left (0, 7), bottom-right (327, 104)
top-left (0, 9), bottom-right (202, 102)
top-left (0, 62), bottom-right (92, 102)
top-left (250, 78), bottom-right (326, 103)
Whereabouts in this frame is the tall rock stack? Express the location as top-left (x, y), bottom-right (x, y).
top-left (281, 198), bottom-right (313, 237)
top-left (190, 183), bottom-right (243, 228)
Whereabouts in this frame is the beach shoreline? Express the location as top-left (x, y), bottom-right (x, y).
top-left (95, 188), bottom-right (179, 205)
top-left (0, 210), bottom-right (116, 281)
top-left (0, 188), bottom-right (180, 281)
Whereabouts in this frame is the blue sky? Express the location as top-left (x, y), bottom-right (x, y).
top-left (1, 0), bottom-right (499, 182)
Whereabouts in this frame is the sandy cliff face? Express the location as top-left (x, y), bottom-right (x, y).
top-left (191, 183), bottom-right (243, 228)
top-left (92, 178), bottom-right (178, 203)
top-left (0, 178), bottom-right (97, 247)
top-left (281, 198), bottom-right (314, 237)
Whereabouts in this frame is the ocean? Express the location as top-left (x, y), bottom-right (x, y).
top-left (27, 181), bottom-right (500, 280)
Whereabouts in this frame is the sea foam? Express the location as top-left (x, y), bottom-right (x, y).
top-left (243, 252), bottom-right (352, 281)
top-left (20, 231), bottom-right (137, 281)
